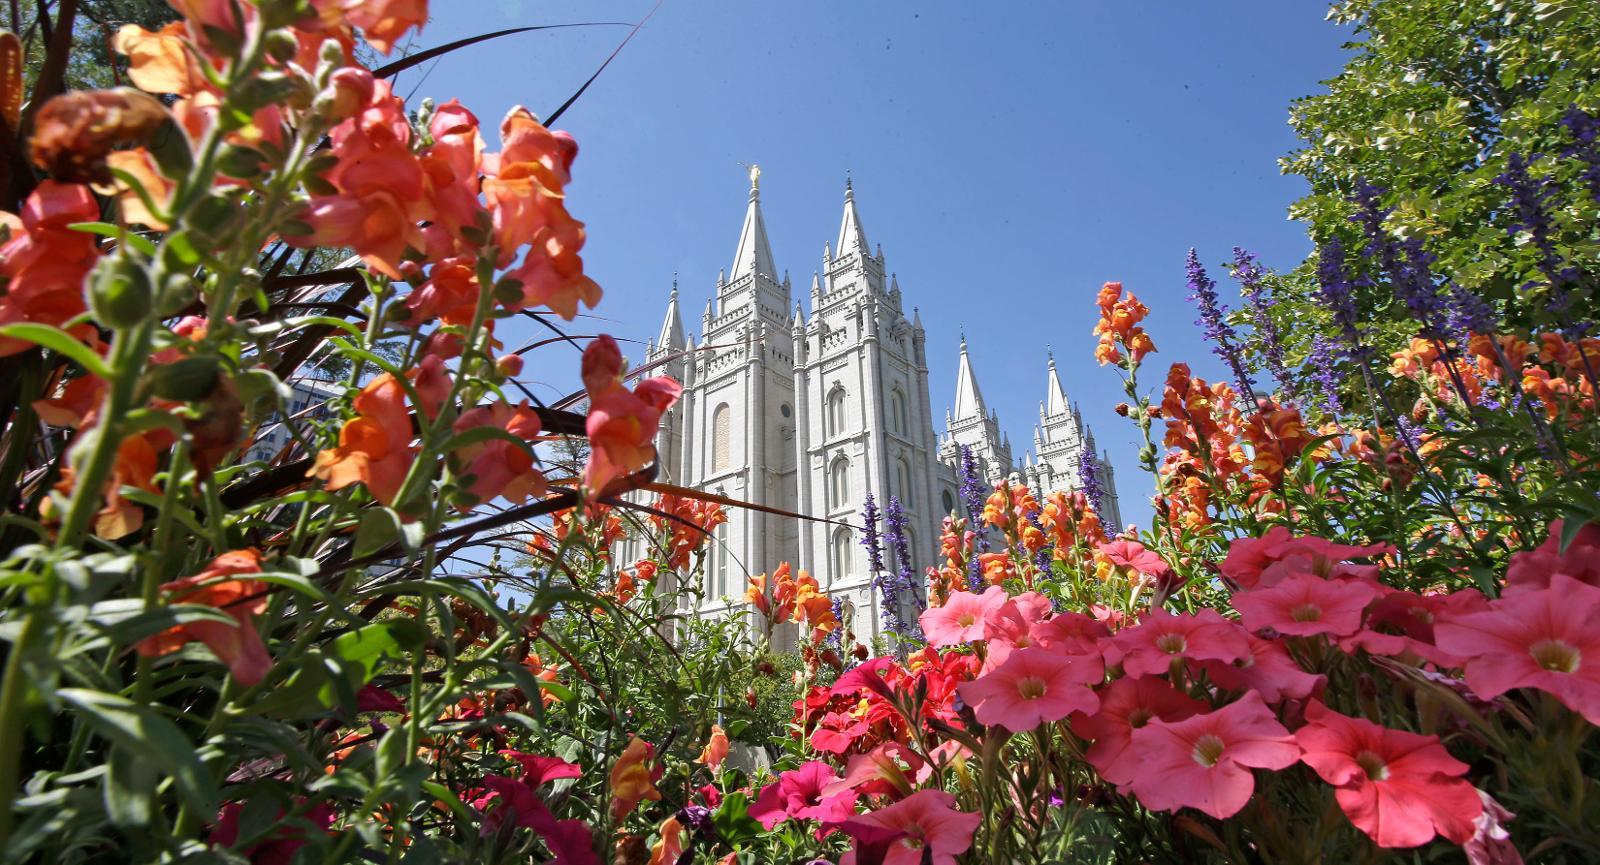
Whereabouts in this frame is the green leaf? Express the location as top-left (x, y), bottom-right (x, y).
top-left (0, 324), bottom-right (111, 379)
top-left (352, 508), bottom-right (425, 559)
top-left (68, 222), bottom-right (158, 257)
top-left (57, 688), bottom-right (217, 816)
top-left (248, 622), bottom-right (409, 719)
top-left (710, 790), bottom-right (763, 846)
top-left (103, 744), bottom-right (156, 829)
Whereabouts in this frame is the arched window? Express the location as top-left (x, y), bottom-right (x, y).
top-left (712, 404), bottom-right (731, 472)
top-left (827, 387), bottom-right (848, 437)
top-left (896, 458), bottom-right (913, 509)
top-left (942, 489), bottom-right (956, 516)
top-left (831, 527), bottom-right (853, 581)
top-left (829, 457), bottom-right (850, 510)
top-left (891, 389), bottom-right (907, 435)
top-left (708, 521), bottom-right (729, 598)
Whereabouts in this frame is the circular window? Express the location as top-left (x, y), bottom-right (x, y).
top-left (941, 490), bottom-right (955, 514)
top-left (780, 403), bottom-right (792, 418)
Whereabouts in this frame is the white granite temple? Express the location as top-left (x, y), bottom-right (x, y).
top-left (631, 173), bottom-right (1121, 645)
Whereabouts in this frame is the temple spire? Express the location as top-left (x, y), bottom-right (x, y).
top-left (729, 166), bottom-right (777, 280)
top-left (836, 177), bottom-right (869, 257)
top-left (1045, 349), bottom-right (1068, 416)
top-left (952, 336), bottom-right (989, 421)
top-left (657, 275), bottom-right (685, 350)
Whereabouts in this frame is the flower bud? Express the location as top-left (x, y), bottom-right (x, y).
top-left (145, 355), bottom-right (222, 401)
top-left (495, 354), bottom-right (524, 378)
top-left (215, 143), bottom-right (266, 179)
top-left (262, 28), bottom-right (299, 62)
top-left (89, 255), bottom-right (153, 330)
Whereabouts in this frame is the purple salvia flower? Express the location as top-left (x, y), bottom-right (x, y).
top-left (1496, 151), bottom-right (1581, 328)
top-left (1232, 247), bottom-right (1294, 397)
top-left (1561, 106), bottom-right (1600, 205)
top-left (1316, 237), bottom-right (1368, 361)
top-left (958, 445), bottom-right (988, 591)
top-left (1076, 448), bottom-right (1106, 516)
top-left (1186, 248), bottom-right (1258, 405)
top-left (859, 493), bottom-right (886, 574)
top-left (878, 496), bottom-right (925, 642)
top-left (1306, 334), bottom-right (1344, 417)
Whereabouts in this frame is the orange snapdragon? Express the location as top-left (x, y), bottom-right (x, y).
top-left (135, 550), bottom-right (272, 685)
top-left (1092, 281), bottom-right (1156, 366)
top-left (580, 336), bottom-right (682, 494)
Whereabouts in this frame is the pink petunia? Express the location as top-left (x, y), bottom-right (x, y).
top-left (1199, 633), bottom-right (1324, 703)
top-left (1434, 573), bottom-right (1600, 724)
top-left (1504, 520), bottom-right (1600, 592)
top-left (919, 585), bottom-right (1007, 648)
top-left (1111, 608), bottom-right (1250, 678)
top-left (1232, 573), bottom-right (1379, 638)
top-left (1098, 538), bottom-right (1171, 577)
top-left (1071, 676), bottom-right (1207, 787)
top-left (984, 596), bottom-right (1101, 670)
top-left (748, 761), bottom-right (859, 830)
top-left (1125, 691), bottom-right (1301, 819)
top-left (1221, 527), bottom-right (1392, 590)
top-left (822, 741), bottom-right (926, 800)
top-left (958, 648), bottom-right (1101, 732)
top-left (1295, 702), bottom-right (1481, 848)
top-left (1341, 587), bottom-right (1487, 667)
top-left (837, 789), bottom-right (981, 865)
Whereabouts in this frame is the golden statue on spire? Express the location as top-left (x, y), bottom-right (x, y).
top-left (739, 161), bottom-right (761, 191)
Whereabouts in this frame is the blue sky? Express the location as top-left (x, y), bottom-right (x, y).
top-left (410, 1), bottom-right (1354, 527)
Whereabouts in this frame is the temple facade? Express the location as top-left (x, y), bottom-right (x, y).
top-left (629, 173), bottom-right (1122, 646)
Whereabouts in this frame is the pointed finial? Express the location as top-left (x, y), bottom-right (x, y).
top-left (846, 169), bottom-right (853, 193)
top-left (671, 271), bottom-right (679, 298)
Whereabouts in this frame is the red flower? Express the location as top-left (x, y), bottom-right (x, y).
top-left (958, 647), bottom-right (1100, 732)
top-left (1221, 527), bottom-right (1392, 591)
top-left (211, 800), bottom-right (335, 865)
top-left (1071, 676), bottom-right (1207, 787)
top-left (1295, 702), bottom-right (1481, 848)
top-left (0, 181), bottom-right (98, 356)
top-left (1505, 520), bottom-right (1600, 592)
top-left (1125, 691), bottom-right (1300, 819)
top-left (1232, 573), bottom-right (1379, 638)
top-left (581, 336), bottom-right (681, 494)
top-left (748, 761), bottom-right (858, 830)
top-left (1341, 587), bottom-right (1487, 667)
top-left (136, 550), bottom-right (272, 685)
top-left (1198, 633), bottom-right (1324, 703)
top-left (918, 585), bottom-right (1006, 647)
top-left (837, 789), bottom-right (981, 865)
top-left (810, 710), bottom-right (871, 755)
top-left (1434, 574), bottom-right (1600, 724)
top-left (1111, 608), bottom-right (1250, 678)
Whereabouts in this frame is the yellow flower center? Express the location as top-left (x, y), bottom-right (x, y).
top-left (1355, 750), bottom-right (1389, 781)
top-left (1016, 676), bottom-right (1049, 700)
top-left (1155, 633), bottom-right (1187, 654)
top-left (957, 613), bottom-right (976, 627)
top-left (1290, 603), bottom-right (1323, 622)
top-left (1530, 639), bottom-right (1581, 673)
top-left (1191, 733), bottom-right (1226, 767)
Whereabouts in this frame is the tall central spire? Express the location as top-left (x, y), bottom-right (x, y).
top-left (952, 336), bottom-right (989, 421)
top-left (730, 166), bottom-right (777, 281)
top-left (1045, 350), bottom-right (1068, 416)
top-left (836, 177), bottom-right (869, 257)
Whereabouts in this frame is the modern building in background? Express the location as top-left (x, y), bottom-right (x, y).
top-left (629, 172), bottom-right (1121, 646)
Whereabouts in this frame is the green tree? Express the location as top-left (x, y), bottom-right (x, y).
top-left (1281, 0), bottom-right (1600, 336)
